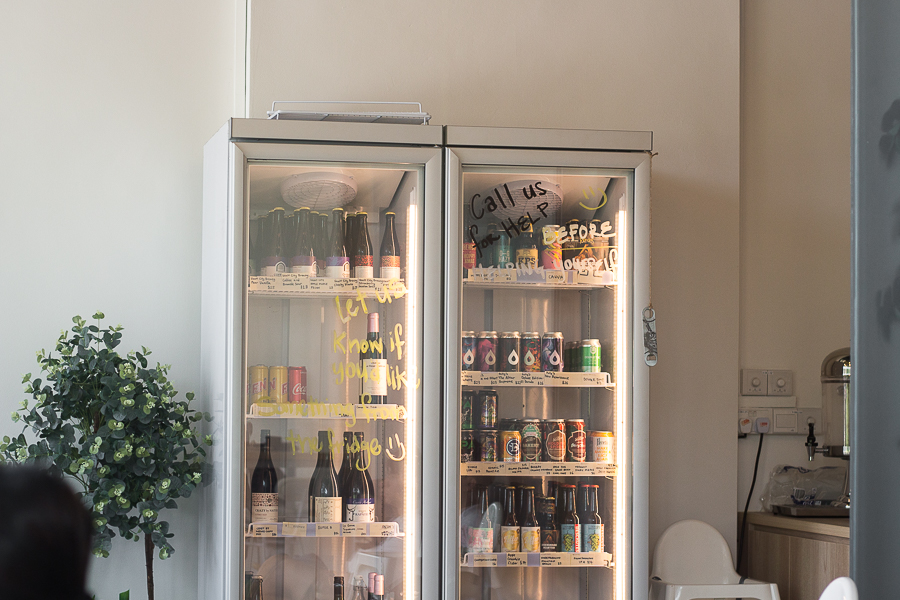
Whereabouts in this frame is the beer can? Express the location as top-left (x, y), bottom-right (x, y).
top-left (521, 332), bottom-right (542, 372)
top-left (268, 366), bottom-right (288, 403)
top-left (461, 331), bottom-right (477, 371)
top-left (565, 419), bottom-right (586, 462)
top-left (542, 419), bottom-right (567, 462)
top-left (587, 431), bottom-right (615, 463)
top-left (248, 365), bottom-right (268, 408)
top-left (476, 390), bottom-right (498, 430)
top-left (463, 242), bottom-right (477, 270)
top-left (520, 419), bottom-right (542, 462)
top-left (494, 232), bottom-right (512, 268)
top-left (461, 430), bottom-right (475, 463)
top-left (288, 366), bottom-right (307, 403)
top-left (500, 430), bottom-right (522, 462)
top-left (477, 430), bottom-right (498, 462)
top-left (541, 332), bottom-right (564, 372)
top-left (540, 225), bottom-right (563, 270)
top-left (564, 342), bottom-right (578, 373)
top-left (499, 331), bottom-right (521, 372)
top-left (580, 340), bottom-right (602, 373)
top-left (476, 331), bottom-right (498, 372)
top-left (461, 390), bottom-right (475, 430)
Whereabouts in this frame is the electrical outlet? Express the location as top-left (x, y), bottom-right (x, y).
top-left (767, 370), bottom-right (793, 396)
top-left (741, 369), bottom-right (767, 395)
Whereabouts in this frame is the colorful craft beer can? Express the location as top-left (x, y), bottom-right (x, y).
top-left (248, 365), bottom-right (268, 408)
top-left (543, 419), bottom-right (566, 462)
top-left (541, 332), bottom-right (564, 372)
top-left (461, 430), bottom-right (475, 463)
top-left (461, 390), bottom-right (475, 430)
top-left (586, 431), bottom-right (615, 463)
top-left (540, 225), bottom-right (563, 270)
top-left (268, 366), bottom-right (288, 403)
top-left (521, 332), bottom-right (542, 372)
top-left (461, 331), bottom-right (477, 371)
top-left (565, 419), bottom-right (586, 462)
top-left (580, 340), bottom-right (602, 373)
top-left (564, 342), bottom-right (578, 373)
top-left (463, 242), bottom-right (477, 270)
top-left (288, 366), bottom-right (307, 403)
top-left (494, 233), bottom-right (511, 268)
top-left (477, 430), bottom-right (498, 462)
top-left (520, 419), bottom-right (542, 462)
top-left (476, 331), bottom-right (498, 372)
top-left (476, 390), bottom-right (498, 430)
top-left (500, 430), bottom-right (522, 462)
top-left (499, 331), bottom-right (521, 372)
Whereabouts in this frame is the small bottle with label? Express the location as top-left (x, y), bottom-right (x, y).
top-left (580, 484), bottom-right (603, 553)
top-left (500, 485), bottom-right (520, 552)
top-left (520, 486), bottom-right (541, 552)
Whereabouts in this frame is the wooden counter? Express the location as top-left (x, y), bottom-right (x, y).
top-left (745, 511), bottom-right (849, 539)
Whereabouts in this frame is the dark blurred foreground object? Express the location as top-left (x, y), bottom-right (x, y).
top-left (0, 465), bottom-right (92, 600)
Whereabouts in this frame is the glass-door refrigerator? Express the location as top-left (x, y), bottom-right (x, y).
top-left (200, 118), bottom-right (443, 600)
top-left (442, 126), bottom-right (651, 600)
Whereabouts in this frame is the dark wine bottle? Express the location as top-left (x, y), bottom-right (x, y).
top-left (334, 576), bottom-right (344, 600)
top-left (351, 212), bottom-right (374, 279)
top-left (262, 208), bottom-right (287, 275)
top-left (337, 431), bottom-right (354, 516)
top-left (315, 212), bottom-right (329, 275)
top-left (308, 430), bottom-right (340, 522)
top-left (290, 207), bottom-right (316, 275)
top-left (344, 432), bottom-right (374, 522)
top-left (355, 432), bottom-right (374, 496)
top-left (250, 429), bottom-right (278, 523)
top-left (379, 211), bottom-right (401, 280)
top-left (326, 208), bottom-right (350, 278)
top-left (359, 312), bottom-right (387, 404)
top-left (520, 486), bottom-right (540, 552)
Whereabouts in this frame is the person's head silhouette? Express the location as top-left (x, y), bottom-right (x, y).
top-left (0, 465), bottom-right (92, 600)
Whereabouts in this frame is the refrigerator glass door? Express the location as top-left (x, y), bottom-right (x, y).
top-left (445, 151), bottom-right (637, 600)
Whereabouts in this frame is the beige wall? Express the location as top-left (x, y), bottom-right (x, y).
top-left (248, 0), bottom-right (742, 556)
top-left (738, 1), bottom-right (852, 513)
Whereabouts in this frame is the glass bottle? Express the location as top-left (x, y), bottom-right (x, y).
top-left (355, 432), bottom-right (375, 501)
top-left (290, 207), bottom-right (316, 275)
top-left (379, 211), bottom-right (401, 280)
top-left (344, 432), bottom-right (374, 522)
top-left (359, 312), bottom-right (387, 404)
top-left (351, 212), bottom-right (374, 278)
top-left (520, 486), bottom-right (541, 552)
top-left (262, 207), bottom-right (287, 275)
top-left (469, 485), bottom-right (493, 553)
top-left (500, 485), bottom-right (520, 552)
top-left (337, 431), bottom-right (355, 513)
top-left (559, 484), bottom-right (580, 552)
top-left (539, 494), bottom-right (558, 551)
top-left (250, 429), bottom-right (278, 523)
top-left (326, 208), bottom-right (350, 278)
top-left (316, 212), bottom-right (329, 275)
top-left (308, 430), bottom-right (340, 522)
top-left (514, 221), bottom-right (538, 269)
top-left (581, 484), bottom-right (603, 553)
top-left (334, 576), bottom-right (344, 600)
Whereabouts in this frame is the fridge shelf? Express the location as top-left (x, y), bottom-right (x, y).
top-left (247, 521), bottom-right (403, 538)
top-left (248, 274), bottom-right (408, 299)
top-left (462, 552), bottom-right (612, 568)
top-left (460, 371), bottom-right (612, 387)
top-left (463, 268), bottom-right (616, 289)
top-left (248, 402), bottom-right (406, 421)
top-left (460, 462), bottom-right (616, 477)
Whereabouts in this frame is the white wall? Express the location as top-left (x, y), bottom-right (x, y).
top-left (248, 0), bottom-right (742, 556)
top-left (738, 1), bottom-right (852, 514)
top-left (0, 3), bottom-right (238, 598)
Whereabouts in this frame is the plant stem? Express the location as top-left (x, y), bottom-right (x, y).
top-left (144, 533), bottom-right (154, 600)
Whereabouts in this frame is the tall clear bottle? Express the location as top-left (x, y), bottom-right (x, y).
top-left (469, 485), bottom-right (493, 553)
top-left (360, 312), bottom-right (387, 404)
top-left (326, 208), bottom-right (350, 278)
top-left (351, 212), bottom-right (374, 279)
top-left (308, 430), bottom-right (341, 522)
top-left (290, 207), bottom-right (316, 275)
top-left (344, 432), bottom-right (375, 522)
top-left (262, 207), bottom-right (287, 275)
top-left (379, 211), bottom-right (401, 280)
top-left (250, 429), bottom-right (278, 523)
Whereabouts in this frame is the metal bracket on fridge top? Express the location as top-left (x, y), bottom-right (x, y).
top-left (266, 101), bottom-right (432, 125)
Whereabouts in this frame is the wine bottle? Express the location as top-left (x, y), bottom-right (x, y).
top-left (290, 207), bottom-right (316, 275)
top-left (374, 575), bottom-right (384, 600)
top-left (355, 432), bottom-right (375, 498)
top-left (351, 212), bottom-right (374, 278)
top-left (262, 208), bottom-right (287, 275)
top-left (337, 431), bottom-right (354, 516)
top-left (326, 208), bottom-right (350, 278)
top-left (581, 484), bottom-right (603, 553)
top-left (379, 212), bottom-right (401, 280)
top-left (500, 485), bottom-right (520, 552)
top-left (520, 486), bottom-right (541, 552)
top-left (344, 432), bottom-right (374, 522)
top-left (359, 312), bottom-right (387, 404)
top-left (315, 212), bottom-right (329, 275)
top-left (469, 485), bottom-right (494, 553)
top-left (250, 429), bottom-right (278, 523)
top-left (308, 430), bottom-right (341, 522)
top-left (334, 576), bottom-right (345, 600)
top-left (559, 484), bottom-right (580, 552)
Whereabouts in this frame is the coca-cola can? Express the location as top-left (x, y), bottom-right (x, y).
top-left (288, 366), bottom-right (307, 403)
top-left (269, 366), bottom-right (288, 403)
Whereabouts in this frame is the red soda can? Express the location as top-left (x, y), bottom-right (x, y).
top-left (288, 366), bottom-right (307, 403)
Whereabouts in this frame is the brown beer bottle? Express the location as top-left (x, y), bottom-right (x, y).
top-left (351, 212), bottom-right (374, 278)
top-left (520, 486), bottom-right (541, 552)
top-left (559, 484), bottom-right (580, 552)
top-left (379, 211), bottom-right (401, 280)
top-left (500, 485), bottom-right (519, 552)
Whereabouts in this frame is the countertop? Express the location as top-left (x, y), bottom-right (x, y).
top-left (746, 511), bottom-right (849, 539)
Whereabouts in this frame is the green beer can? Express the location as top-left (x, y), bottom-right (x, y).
top-left (580, 340), bottom-right (601, 373)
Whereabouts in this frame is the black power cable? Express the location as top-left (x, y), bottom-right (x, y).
top-left (736, 433), bottom-right (764, 573)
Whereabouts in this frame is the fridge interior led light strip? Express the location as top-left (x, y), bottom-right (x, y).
top-left (616, 207), bottom-right (627, 600)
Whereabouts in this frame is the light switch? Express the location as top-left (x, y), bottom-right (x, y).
top-left (741, 369), bottom-right (767, 395)
top-left (767, 370), bottom-right (793, 396)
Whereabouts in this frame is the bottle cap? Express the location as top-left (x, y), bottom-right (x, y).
top-left (367, 312), bottom-right (379, 333)
top-left (375, 575), bottom-right (384, 595)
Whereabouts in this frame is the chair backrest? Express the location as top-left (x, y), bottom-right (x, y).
top-left (818, 577), bottom-right (858, 600)
top-left (651, 519), bottom-right (741, 585)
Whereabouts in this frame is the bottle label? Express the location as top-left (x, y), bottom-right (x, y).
top-left (362, 359), bottom-right (388, 397)
top-left (462, 243), bottom-right (477, 269)
top-left (521, 527), bottom-right (541, 552)
top-left (263, 256), bottom-right (286, 276)
top-left (291, 256), bottom-right (316, 276)
top-left (352, 255), bottom-right (374, 279)
top-left (561, 524), bottom-right (581, 552)
top-left (380, 256), bottom-right (401, 280)
top-left (314, 497), bottom-right (341, 522)
top-left (346, 500), bottom-right (375, 523)
top-left (251, 493), bottom-right (278, 523)
top-left (515, 249), bottom-right (538, 269)
top-left (541, 527), bottom-right (559, 552)
top-left (326, 257), bottom-right (350, 279)
top-left (582, 523), bottom-right (604, 553)
top-left (468, 527), bottom-right (493, 553)
top-left (500, 526), bottom-right (520, 552)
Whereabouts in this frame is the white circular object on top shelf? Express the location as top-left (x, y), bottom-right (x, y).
top-left (475, 179), bottom-right (563, 220)
top-left (280, 172), bottom-right (358, 210)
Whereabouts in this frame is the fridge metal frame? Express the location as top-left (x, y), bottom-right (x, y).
top-left (200, 119), bottom-right (444, 600)
top-left (441, 126), bottom-right (651, 600)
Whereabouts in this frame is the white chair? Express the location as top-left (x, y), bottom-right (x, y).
top-left (649, 519), bottom-right (781, 600)
top-left (818, 577), bottom-right (858, 600)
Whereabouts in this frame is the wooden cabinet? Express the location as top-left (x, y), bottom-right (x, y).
top-left (741, 513), bottom-right (849, 600)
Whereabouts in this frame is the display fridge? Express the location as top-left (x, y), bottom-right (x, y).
top-left (200, 118), bottom-right (444, 600)
top-left (442, 126), bottom-right (651, 600)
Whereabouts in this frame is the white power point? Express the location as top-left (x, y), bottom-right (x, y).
top-left (767, 370), bottom-right (793, 396)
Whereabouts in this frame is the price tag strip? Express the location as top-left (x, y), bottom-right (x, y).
top-left (460, 371), bottom-right (613, 388)
top-left (464, 268), bottom-right (616, 289)
top-left (460, 462), bottom-right (617, 477)
top-left (247, 522), bottom-right (402, 538)
top-left (248, 275), bottom-right (408, 299)
top-left (463, 552), bottom-right (612, 568)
